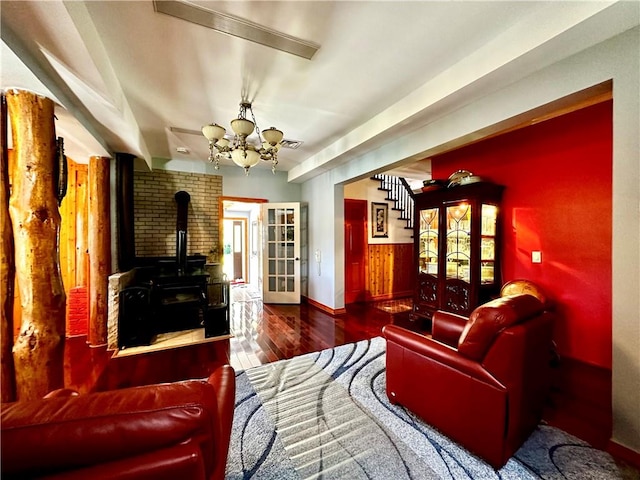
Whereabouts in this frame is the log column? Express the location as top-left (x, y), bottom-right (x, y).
top-left (1, 94), bottom-right (16, 402)
top-left (88, 156), bottom-right (111, 347)
top-left (7, 89), bottom-right (65, 400)
top-left (116, 153), bottom-right (136, 272)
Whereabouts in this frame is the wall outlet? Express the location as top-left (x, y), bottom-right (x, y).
top-left (532, 251), bottom-right (542, 263)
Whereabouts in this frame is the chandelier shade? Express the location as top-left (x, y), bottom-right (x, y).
top-left (202, 123), bottom-right (226, 142)
top-left (230, 118), bottom-right (255, 136)
top-left (202, 101), bottom-right (283, 175)
top-left (262, 127), bottom-right (284, 145)
top-left (231, 145), bottom-right (260, 169)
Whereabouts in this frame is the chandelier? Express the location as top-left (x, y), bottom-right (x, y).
top-left (202, 101), bottom-right (284, 175)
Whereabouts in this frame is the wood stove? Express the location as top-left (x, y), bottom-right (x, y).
top-left (118, 190), bottom-right (212, 348)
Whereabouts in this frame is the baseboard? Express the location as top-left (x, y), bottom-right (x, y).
top-left (305, 297), bottom-right (346, 315)
top-left (304, 294), bottom-right (412, 314)
top-left (607, 440), bottom-right (640, 470)
top-left (65, 333), bottom-right (88, 339)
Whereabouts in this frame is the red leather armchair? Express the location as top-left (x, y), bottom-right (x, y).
top-left (383, 294), bottom-right (554, 468)
top-left (1, 365), bottom-right (235, 480)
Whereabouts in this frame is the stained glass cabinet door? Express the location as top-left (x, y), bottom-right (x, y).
top-left (412, 182), bottom-right (504, 321)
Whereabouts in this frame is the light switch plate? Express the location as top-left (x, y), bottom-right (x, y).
top-left (532, 251), bottom-right (542, 263)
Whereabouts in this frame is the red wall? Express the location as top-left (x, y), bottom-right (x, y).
top-left (431, 101), bottom-right (612, 368)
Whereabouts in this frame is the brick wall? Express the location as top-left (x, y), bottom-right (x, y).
top-left (134, 170), bottom-right (222, 258)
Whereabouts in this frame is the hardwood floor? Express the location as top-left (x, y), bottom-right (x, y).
top-left (227, 284), bottom-right (414, 370)
top-left (63, 285), bottom-right (414, 393)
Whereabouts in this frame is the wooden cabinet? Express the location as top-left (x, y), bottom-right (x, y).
top-left (411, 182), bottom-right (504, 322)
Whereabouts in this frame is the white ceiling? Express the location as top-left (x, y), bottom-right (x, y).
top-left (1, 1), bottom-right (638, 182)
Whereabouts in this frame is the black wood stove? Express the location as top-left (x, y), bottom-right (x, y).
top-left (118, 191), bottom-right (211, 348)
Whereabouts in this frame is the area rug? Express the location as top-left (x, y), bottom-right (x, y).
top-left (226, 337), bottom-right (621, 479)
top-left (373, 298), bottom-right (413, 314)
top-left (231, 284), bottom-right (262, 302)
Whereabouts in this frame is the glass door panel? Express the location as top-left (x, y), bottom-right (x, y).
top-left (263, 203), bottom-right (300, 303)
top-left (418, 208), bottom-right (439, 275)
top-left (446, 203), bottom-right (471, 282)
top-left (480, 204), bottom-right (498, 284)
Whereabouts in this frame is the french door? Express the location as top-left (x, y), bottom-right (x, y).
top-left (262, 203), bottom-right (301, 304)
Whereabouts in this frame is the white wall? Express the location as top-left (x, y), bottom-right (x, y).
top-left (247, 204), bottom-right (262, 288)
top-left (301, 28), bottom-right (640, 453)
top-left (303, 173), bottom-right (341, 310)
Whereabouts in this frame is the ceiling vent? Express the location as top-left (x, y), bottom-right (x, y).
top-left (170, 127), bottom-right (201, 136)
top-left (280, 139), bottom-right (303, 150)
top-left (153, 0), bottom-right (319, 60)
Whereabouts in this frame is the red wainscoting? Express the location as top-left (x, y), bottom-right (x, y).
top-left (431, 100), bottom-right (612, 370)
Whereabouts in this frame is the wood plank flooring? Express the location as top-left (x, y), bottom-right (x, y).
top-left (61, 285), bottom-right (413, 393)
top-left (228, 284), bottom-right (413, 371)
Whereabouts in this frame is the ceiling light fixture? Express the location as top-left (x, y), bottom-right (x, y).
top-left (202, 101), bottom-right (283, 175)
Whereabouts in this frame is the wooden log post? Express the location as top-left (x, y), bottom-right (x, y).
top-left (88, 156), bottom-right (111, 347)
top-left (1, 93), bottom-right (17, 402)
top-left (6, 90), bottom-right (65, 400)
top-left (75, 165), bottom-right (89, 287)
top-left (116, 153), bottom-right (136, 272)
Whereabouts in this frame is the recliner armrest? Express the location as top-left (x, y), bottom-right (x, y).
top-left (207, 364), bottom-right (236, 480)
top-left (382, 324), bottom-right (504, 389)
top-left (431, 310), bottom-right (468, 347)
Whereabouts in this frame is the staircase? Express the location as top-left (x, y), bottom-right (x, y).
top-left (371, 174), bottom-right (415, 230)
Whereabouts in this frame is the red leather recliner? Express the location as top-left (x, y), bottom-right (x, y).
top-left (382, 294), bottom-right (554, 468)
top-left (1, 365), bottom-right (235, 480)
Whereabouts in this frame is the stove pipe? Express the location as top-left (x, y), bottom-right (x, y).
top-left (174, 191), bottom-right (190, 274)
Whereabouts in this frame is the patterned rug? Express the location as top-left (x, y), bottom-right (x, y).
top-left (372, 298), bottom-right (413, 314)
top-left (231, 284), bottom-right (262, 302)
top-left (226, 337), bottom-right (621, 479)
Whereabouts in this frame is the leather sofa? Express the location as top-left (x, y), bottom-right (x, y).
top-left (383, 294), bottom-right (554, 468)
top-left (1, 364), bottom-right (235, 479)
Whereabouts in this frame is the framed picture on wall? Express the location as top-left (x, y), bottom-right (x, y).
top-left (372, 202), bottom-right (388, 238)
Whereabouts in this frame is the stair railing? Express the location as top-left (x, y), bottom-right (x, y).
top-left (371, 173), bottom-right (415, 230)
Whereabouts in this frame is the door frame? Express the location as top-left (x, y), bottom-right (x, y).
top-left (219, 196), bottom-right (268, 287)
top-left (223, 217), bottom-right (248, 282)
top-left (262, 202), bottom-right (302, 304)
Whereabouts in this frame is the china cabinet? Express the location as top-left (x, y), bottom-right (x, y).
top-left (411, 181), bottom-right (504, 322)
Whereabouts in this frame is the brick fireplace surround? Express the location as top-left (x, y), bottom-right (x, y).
top-left (107, 169), bottom-right (223, 349)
